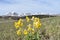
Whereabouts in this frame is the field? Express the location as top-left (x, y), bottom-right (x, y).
top-left (0, 16), bottom-right (60, 40)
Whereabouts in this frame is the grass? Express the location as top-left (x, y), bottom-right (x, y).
top-left (40, 16), bottom-right (60, 40)
top-left (0, 16), bottom-right (60, 40)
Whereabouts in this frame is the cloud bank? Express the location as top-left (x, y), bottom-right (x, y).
top-left (0, 0), bottom-right (60, 15)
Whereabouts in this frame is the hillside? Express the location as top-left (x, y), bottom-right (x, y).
top-left (0, 16), bottom-right (60, 40)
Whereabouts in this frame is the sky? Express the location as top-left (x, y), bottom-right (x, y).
top-left (0, 0), bottom-right (60, 15)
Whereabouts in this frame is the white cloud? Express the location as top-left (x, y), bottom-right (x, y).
top-left (0, 0), bottom-right (60, 15)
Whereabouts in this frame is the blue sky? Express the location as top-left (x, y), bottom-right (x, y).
top-left (0, 0), bottom-right (60, 15)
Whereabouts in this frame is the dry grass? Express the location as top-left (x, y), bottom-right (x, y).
top-left (0, 16), bottom-right (60, 40)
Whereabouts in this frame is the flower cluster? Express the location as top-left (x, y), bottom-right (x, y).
top-left (14, 19), bottom-right (23, 29)
top-left (14, 16), bottom-right (41, 40)
top-left (33, 17), bottom-right (41, 28)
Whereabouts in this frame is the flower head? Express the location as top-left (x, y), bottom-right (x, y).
top-left (27, 26), bottom-right (32, 31)
top-left (14, 19), bottom-right (23, 29)
top-left (31, 16), bottom-right (35, 20)
top-left (23, 29), bottom-right (28, 35)
top-left (33, 17), bottom-right (41, 29)
top-left (16, 30), bottom-right (21, 36)
top-left (26, 16), bottom-right (30, 22)
top-left (14, 22), bottom-right (20, 29)
top-left (34, 17), bottom-right (40, 22)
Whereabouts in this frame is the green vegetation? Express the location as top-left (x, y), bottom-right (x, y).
top-left (0, 16), bottom-right (60, 40)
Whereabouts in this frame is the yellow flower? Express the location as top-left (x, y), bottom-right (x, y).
top-left (23, 29), bottom-right (28, 35)
top-left (27, 24), bottom-right (32, 31)
top-left (33, 17), bottom-right (41, 28)
top-left (18, 19), bottom-right (23, 26)
top-left (14, 22), bottom-right (20, 29)
top-left (34, 17), bottom-right (40, 22)
top-left (27, 25), bottom-right (32, 31)
top-left (27, 26), bottom-right (32, 31)
top-left (14, 18), bottom-right (24, 29)
top-left (18, 19), bottom-right (23, 23)
top-left (31, 16), bottom-right (35, 20)
top-left (26, 16), bottom-right (30, 22)
top-left (33, 21), bottom-right (41, 28)
top-left (14, 16), bottom-right (42, 37)
top-left (16, 30), bottom-right (21, 36)
top-left (20, 23), bottom-right (23, 26)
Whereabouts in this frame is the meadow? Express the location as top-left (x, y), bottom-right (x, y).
top-left (0, 16), bottom-right (60, 40)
